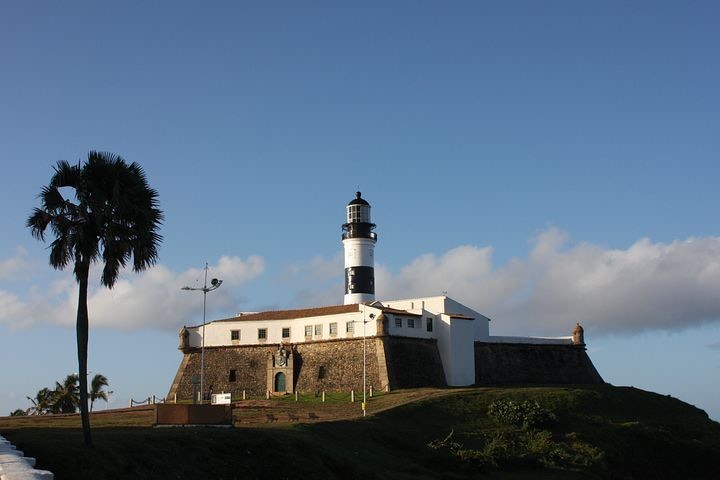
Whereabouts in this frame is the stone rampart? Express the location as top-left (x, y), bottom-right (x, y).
top-left (168, 338), bottom-right (602, 400)
top-left (168, 336), bottom-right (450, 401)
top-left (169, 338), bottom-right (387, 401)
top-left (293, 338), bottom-right (383, 393)
top-left (474, 342), bottom-right (604, 385)
top-left (169, 344), bottom-right (274, 401)
top-left (383, 336), bottom-right (446, 388)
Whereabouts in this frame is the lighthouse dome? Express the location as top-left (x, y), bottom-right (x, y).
top-left (348, 191), bottom-right (370, 206)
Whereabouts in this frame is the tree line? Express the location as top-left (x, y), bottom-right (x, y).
top-left (10, 373), bottom-right (110, 416)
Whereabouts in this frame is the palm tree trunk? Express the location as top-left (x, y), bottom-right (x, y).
top-left (76, 258), bottom-right (92, 447)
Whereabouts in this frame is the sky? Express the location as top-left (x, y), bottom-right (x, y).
top-left (1, 1), bottom-right (719, 420)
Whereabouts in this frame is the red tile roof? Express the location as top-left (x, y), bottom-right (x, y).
top-left (211, 304), bottom-right (360, 323)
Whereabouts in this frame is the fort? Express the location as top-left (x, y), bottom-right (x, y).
top-left (168, 193), bottom-right (602, 401)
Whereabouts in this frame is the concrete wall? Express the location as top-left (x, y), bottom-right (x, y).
top-left (474, 342), bottom-right (604, 385)
top-left (0, 434), bottom-right (53, 479)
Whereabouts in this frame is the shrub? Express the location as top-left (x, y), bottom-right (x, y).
top-left (487, 399), bottom-right (558, 429)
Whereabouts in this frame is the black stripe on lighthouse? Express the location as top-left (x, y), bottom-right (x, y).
top-left (345, 266), bottom-right (375, 295)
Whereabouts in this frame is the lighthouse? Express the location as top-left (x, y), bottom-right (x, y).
top-left (342, 192), bottom-right (377, 304)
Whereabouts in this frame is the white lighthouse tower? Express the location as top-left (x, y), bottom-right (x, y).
top-left (342, 192), bottom-right (377, 305)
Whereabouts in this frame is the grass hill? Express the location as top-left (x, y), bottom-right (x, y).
top-left (2, 385), bottom-right (719, 479)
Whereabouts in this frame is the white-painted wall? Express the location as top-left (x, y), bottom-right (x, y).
top-left (343, 237), bottom-right (375, 267)
top-left (186, 295), bottom-right (490, 388)
top-left (189, 309), bottom-right (379, 348)
top-left (380, 295), bottom-right (490, 339)
top-left (435, 314), bottom-right (476, 386)
top-left (188, 295), bottom-right (490, 348)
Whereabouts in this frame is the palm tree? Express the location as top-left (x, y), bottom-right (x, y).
top-left (89, 374), bottom-right (109, 412)
top-left (53, 374), bottom-right (80, 414)
top-left (26, 387), bottom-right (55, 415)
top-left (27, 151), bottom-right (163, 446)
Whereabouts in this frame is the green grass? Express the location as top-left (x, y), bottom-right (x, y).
top-left (2, 385), bottom-right (719, 479)
top-left (274, 390), bottom-right (387, 403)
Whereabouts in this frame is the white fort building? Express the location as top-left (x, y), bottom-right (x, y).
top-left (174, 192), bottom-right (596, 396)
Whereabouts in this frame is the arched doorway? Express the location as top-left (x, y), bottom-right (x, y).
top-left (274, 372), bottom-right (286, 392)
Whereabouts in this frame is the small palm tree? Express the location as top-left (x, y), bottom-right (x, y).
top-left (26, 387), bottom-right (55, 415)
top-left (10, 408), bottom-right (28, 416)
top-left (89, 374), bottom-right (109, 412)
top-left (27, 151), bottom-right (162, 446)
top-left (53, 374), bottom-right (80, 414)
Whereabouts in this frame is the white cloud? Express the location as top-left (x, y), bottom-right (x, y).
top-left (0, 247), bottom-right (29, 281)
top-left (502, 234), bottom-right (720, 335)
top-left (5, 229), bottom-right (720, 337)
top-left (0, 256), bottom-right (265, 331)
top-left (282, 253), bottom-right (345, 308)
top-left (287, 230), bottom-right (720, 337)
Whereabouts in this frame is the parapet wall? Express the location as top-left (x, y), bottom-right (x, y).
top-left (474, 342), bottom-right (604, 385)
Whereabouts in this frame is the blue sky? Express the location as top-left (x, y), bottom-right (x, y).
top-left (1, 1), bottom-right (719, 419)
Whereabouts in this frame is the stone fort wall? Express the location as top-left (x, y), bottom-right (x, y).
top-left (169, 336), bottom-right (446, 401)
top-left (474, 342), bottom-right (604, 385)
top-left (383, 336), bottom-right (446, 389)
top-left (168, 337), bottom-right (602, 401)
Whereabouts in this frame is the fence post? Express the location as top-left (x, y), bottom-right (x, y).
top-left (351, 390), bottom-right (355, 402)
top-left (322, 391), bottom-right (325, 402)
top-left (174, 393), bottom-right (177, 404)
top-left (152, 395), bottom-right (156, 404)
top-left (370, 386), bottom-right (373, 397)
top-left (266, 390), bottom-right (270, 400)
top-left (295, 391), bottom-right (298, 402)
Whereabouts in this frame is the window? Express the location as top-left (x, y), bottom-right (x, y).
top-left (229, 369), bottom-right (236, 382)
top-left (258, 328), bottom-right (267, 340)
top-left (282, 327), bottom-right (290, 339)
top-left (329, 322), bottom-right (338, 335)
top-left (408, 318), bottom-right (415, 328)
top-left (314, 324), bottom-right (323, 336)
top-left (348, 204), bottom-right (370, 223)
top-left (395, 317), bottom-right (402, 328)
top-left (426, 317), bottom-right (433, 332)
top-left (346, 321), bottom-right (354, 333)
top-left (305, 325), bottom-right (313, 337)
top-left (318, 366), bottom-right (326, 379)
top-left (231, 330), bottom-right (240, 341)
